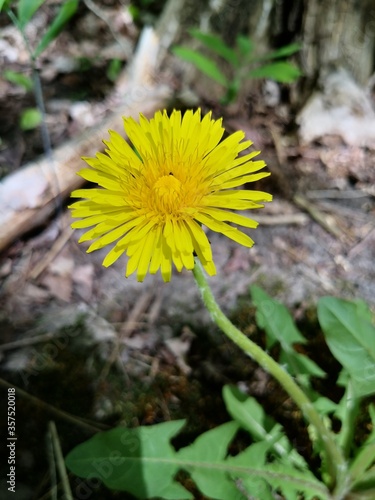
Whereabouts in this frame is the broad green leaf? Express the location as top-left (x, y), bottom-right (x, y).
top-left (66, 420), bottom-right (192, 499)
top-left (17, 0), bottom-right (46, 28)
top-left (317, 296), bottom-right (375, 397)
top-left (172, 46), bottom-right (228, 86)
top-left (227, 441), bottom-right (273, 499)
top-left (34, 0), bottom-right (78, 58)
top-left (223, 385), bottom-right (307, 468)
top-left (228, 450), bottom-right (329, 500)
top-left (259, 42), bottom-right (301, 61)
top-left (177, 421), bottom-right (242, 500)
top-left (20, 108), bottom-right (42, 130)
top-left (249, 61), bottom-right (301, 82)
top-left (251, 285), bottom-right (305, 350)
top-left (189, 28), bottom-right (239, 66)
top-left (4, 70), bottom-right (33, 91)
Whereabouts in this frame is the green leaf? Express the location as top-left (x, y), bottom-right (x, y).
top-left (34, 0), bottom-right (78, 58)
top-left (223, 385), bottom-right (307, 468)
top-left (236, 35), bottom-right (254, 58)
top-left (349, 404), bottom-right (375, 480)
top-left (227, 441), bottom-right (274, 499)
top-left (17, 0), bottom-right (46, 28)
top-left (172, 46), bottom-right (228, 86)
top-left (177, 421), bottom-right (242, 500)
top-left (249, 61), bottom-right (301, 82)
top-left (251, 285), bottom-right (305, 350)
top-left (259, 42), bottom-right (301, 61)
top-left (0, 0), bottom-right (11, 13)
top-left (279, 349), bottom-right (326, 378)
top-left (317, 297), bottom-right (375, 397)
top-left (228, 450), bottom-right (329, 500)
top-left (106, 58), bottom-right (122, 82)
top-left (189, 28), bottom-right (239, 66)
top-left (4, 70), bottom-right (33, 91)
top-left (20, 108), bottom-right (42, 130)
top-left (66, 420), bottom-right (193, 499)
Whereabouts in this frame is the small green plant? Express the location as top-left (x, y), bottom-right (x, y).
top-left (172, 29), bottom-right (301, 104)
top-left (1, 0), bottom-right (79, 133)
top-left (66, 284), bottom-right (375, 499)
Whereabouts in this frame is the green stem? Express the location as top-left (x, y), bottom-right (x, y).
top-left (338, 382), bottom-right (360, 458)
top-left (192, 258), bottom-right (349, 498)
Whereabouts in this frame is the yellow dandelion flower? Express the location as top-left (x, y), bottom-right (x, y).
top-left (69, 109), bottom-right (272, 282)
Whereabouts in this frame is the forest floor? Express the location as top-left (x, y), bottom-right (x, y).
top-left (0, 2), bottom-right (374, 499)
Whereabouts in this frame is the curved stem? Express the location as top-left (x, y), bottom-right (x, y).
top-left (192, 259), bottom-right (349, 497)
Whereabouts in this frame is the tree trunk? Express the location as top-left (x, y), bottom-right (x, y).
top-left (157, 0), bottom-right (375, 100)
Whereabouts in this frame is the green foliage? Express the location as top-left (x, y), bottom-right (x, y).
top-left (20, 107), bottom-right (42, 130)
top-left (251, 285), bottom-right (325, 381)
top-left (318, 297), bottom-right (375, 398)
top-left (17, 0), bottom-right (46, 29)
top-left (106, 58), bottom-right (122, 82)
top-left (171, 47), bottom-right (228, 86)
top-left (3, 69), bottom-right (33, 91)
top-left (173, 30), bottom-right (301, 104)
top-left (66, 418), bottom-right (329, 499)
top-left (249, 61), bottom-right (301, 83)
top-left (65, 291), bottom-right (375, 499)
top-left (33, 0), bottom-right (79, 58)
top-left (5, 0), bottom-right (79, 59)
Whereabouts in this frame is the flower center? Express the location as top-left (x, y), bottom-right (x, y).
top-left (152, 174), bottom-right (182, 213)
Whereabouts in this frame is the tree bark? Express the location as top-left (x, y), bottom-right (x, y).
top-left (158, 0), bottom-right (375, 95)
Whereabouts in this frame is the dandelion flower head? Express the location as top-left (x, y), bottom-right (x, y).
top-left (70, 109), bottom-right (272, 282)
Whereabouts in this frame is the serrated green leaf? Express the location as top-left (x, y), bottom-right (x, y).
top-left (4, 70), bottom-right (33, 91)
top-left (34, 0), bottom-right (78, 58)
top-left (317, 296), bottom-right (375, 398)
top-left (172, 46), bottom-right (228, 86)
top-left (189, 28), bottom-right (239, 66)
top-left (66, 420), bottom-right (192, 499)
top-left (223, 385), bottom-right (307, 469)
top-left (227, 441), bottom-right (273, 499)
top-left (17, 0), bottom-right (46, 28)
top-left (20, 108), bottom-right (42, 130)
top-left (250, 285), bottom-right (305, 350)
top-left (249, 62), bottom-right (301, 82)
top-left (177, 421), bottom-right (242, 500)
top-left (259, 42), bottom-right (301, 61)
top-left (228, 452), bottom-right (329, 500)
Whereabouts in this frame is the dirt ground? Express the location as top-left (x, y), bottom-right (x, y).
top-left (0, 2), bottom-right (374, 499)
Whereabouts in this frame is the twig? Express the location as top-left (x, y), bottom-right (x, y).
top-left (83, 0), bottom-right (129, 54)
top-left (306, 189), bottom-right (371, 199)
top-left (99, 290), bottom-right (155, 380)
top-left (348, 226), bottom-right (375, 259)
top-left (48, 421), bottom-right (73, 500)
top-left (28, 222), bottom-right (73, 280)
top-left (0, 332), bottom-right (61, 352)
top-left (293, 193), bottom-right (345, 240)
top-left (254, 213), bottom-right (308, 225)
top-left (0, 378), bottom-right (107, 433)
